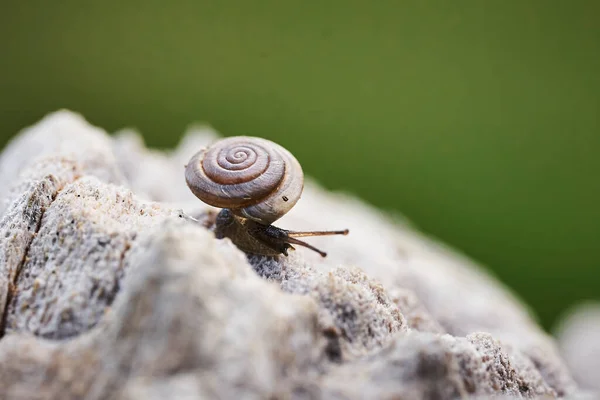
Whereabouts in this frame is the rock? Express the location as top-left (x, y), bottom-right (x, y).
top-left (250, 254), bottom-right (407, 358)
top-left (320, 332), bottom-right (556, 399)
top-left (3, 177), bottom-right (181, 339)
top-left (0, 110), bottom-right (587, 399)
top-left (0, 221), bottom-right (326, 400)
top-left (555, 302), bottom-right (600, 395)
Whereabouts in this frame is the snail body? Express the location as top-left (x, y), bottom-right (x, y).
top-left (185, 136), bottom-right (348, 257)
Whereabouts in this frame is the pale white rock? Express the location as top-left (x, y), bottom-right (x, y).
top-left (0, 110), bottom-right (587, 399)
top-left (556, 302), bottom-right (600, 395)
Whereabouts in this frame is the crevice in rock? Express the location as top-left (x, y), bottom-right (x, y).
top-left (1, 190), bottom-right (51, 338)
top-left (0, 174), bottom-right (78, 339)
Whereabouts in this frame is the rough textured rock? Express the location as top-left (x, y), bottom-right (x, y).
top-left (0, 110), bottom-right (590, 399)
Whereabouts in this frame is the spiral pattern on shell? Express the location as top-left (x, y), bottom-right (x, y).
top-left (185, 136), bottom-right (304, 224)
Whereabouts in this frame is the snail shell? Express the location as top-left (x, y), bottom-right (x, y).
top-left (185, 136), bottom-right (304, 225)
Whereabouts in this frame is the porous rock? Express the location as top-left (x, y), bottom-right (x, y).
top-left (0, 110), bottom-right (588, 399)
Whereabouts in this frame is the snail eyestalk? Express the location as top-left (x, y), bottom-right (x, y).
top-left (286, 229), bottom-right (349, 238)
top-left (283, 229), bottom-right (349, 257)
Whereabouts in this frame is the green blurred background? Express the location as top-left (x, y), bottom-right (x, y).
top-left (1, 1), bottom-right (599, 331)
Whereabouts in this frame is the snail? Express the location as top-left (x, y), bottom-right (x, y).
top-left (185, 136), bottom-right (348, 257)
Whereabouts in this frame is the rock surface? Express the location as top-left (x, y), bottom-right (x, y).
top-left (0, 110), bottom-right (591, 399)
top-left (555, 302), bottom-right (600, 395)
